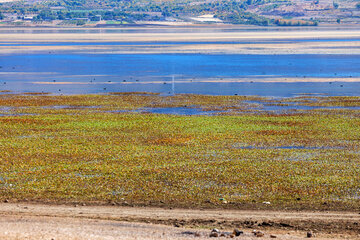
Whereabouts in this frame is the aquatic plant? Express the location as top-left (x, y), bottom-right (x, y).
top-left (0, 93), bottom-right (359, 210)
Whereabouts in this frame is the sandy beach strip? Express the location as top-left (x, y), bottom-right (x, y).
top-left (1, 30), bottom-right (360, 43)
top-left (1, 40), bottom-right (360, 55)
top-left (0, 28), bottom-right (359, 55)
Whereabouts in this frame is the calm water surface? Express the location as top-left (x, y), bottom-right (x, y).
top-left (0, 41), bottom-right (360, 96)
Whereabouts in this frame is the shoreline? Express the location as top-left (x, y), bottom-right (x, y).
top-left (0, 28), bottom-right (359, 55)
top-left (0, 202), bottom-right (359, 239)
top-left (1, 30), bottom-right (360, 42)
top-left (0, 94), bottom-right (359, 240)
top-left (0, 23), bottom-right (360, 29)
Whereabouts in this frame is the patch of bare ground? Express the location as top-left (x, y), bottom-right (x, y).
top-left (0, 203), bottom-right (359, 239)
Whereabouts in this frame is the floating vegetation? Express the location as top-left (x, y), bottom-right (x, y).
top-left (0, 93), bottom-right (359, 210)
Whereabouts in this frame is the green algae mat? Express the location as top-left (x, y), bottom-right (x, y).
top-left (0, 92), bottom-right (359, 210)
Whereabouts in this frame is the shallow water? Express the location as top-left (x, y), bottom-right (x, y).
top-left (2, 53), bottom-right (359, 78)
top-left (0, 53), bottom-right (360, 96)
top-left (246, 100), bottom-right (360, 112)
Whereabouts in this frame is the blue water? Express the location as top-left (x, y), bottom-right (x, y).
top-left (0, 53), bottom-right (359, 96)
top-left (245, 101), bottom-right (360, 112)
top-left (2, 54), bottom-right (358, 78)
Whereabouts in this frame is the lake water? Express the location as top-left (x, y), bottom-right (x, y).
top-left (1, 27), bottom-right (360, 98)
top-left (0, 52), bottom-right (359, 97)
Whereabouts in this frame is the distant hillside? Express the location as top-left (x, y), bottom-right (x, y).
top-left (250, 0), bottom-right (360, 24)
top-left (0, 0), bottom-right (359, 26)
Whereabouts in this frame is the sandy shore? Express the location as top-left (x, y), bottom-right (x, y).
top-left (1, 30), bottom-right (360, 42)
top-left (1, 41), bottom-right (360, 55)
top-left (0, 203), bottom-right (359, 239)
top-left (0, 28), bottom-right (360, 55)
top-left (0, 215), bottom-right (322, 240)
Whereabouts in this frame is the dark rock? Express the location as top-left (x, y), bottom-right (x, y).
top-left (307, 231), bottom-right (314, 238)
top-left (233, 229), bottom-right (243, 236)
top-left (259, 221), bottom-right (272, 226)
top-left (253, 230), bottom-right (264, 237)
top-left (4, 199), bottom-right (9, 203)
top-left (280, 222), bottom-right (292, 227)
top-left (210, 232), bottom-right (219, 237)
top-left (270, 234), bottom-right (277, 238)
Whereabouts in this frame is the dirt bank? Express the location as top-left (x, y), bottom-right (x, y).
top-left (0, 203), bottom-right (359, 239)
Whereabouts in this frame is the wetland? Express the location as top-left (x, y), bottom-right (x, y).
top-left (1, 27), bottom-right (360, 96)
top-left (0, 92), bottom-right (360, 211)
top-left (0, 27), bottom-right (360, 212)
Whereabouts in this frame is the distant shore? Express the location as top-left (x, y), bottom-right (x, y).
top-left (0, 27), bottom-right (360, 55)
top-left (0, 22), bottom-right (360, 28)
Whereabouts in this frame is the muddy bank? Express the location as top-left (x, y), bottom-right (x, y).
top-left (0, 203), bottom-right (359, 237)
